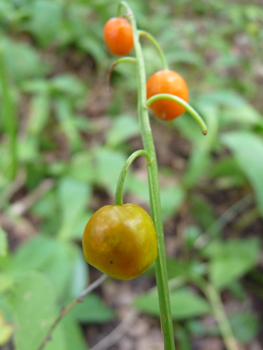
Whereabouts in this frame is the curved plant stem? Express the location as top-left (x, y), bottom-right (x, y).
top-left (115, 149), bottom-right (151, 206)
top-left (119, 2), bottom-right (176, 349)
top-left (146, 93), bottom-right (208, 135)
top-left (37, 274), bottom-right (107, 350)
top-left (204, 284), bottom-right (239, 350)
top-left (108, 57), bottom-right (136, 88)
top-left (138, 30), bottom-right (168, 70)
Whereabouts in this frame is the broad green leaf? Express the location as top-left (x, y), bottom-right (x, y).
top-left (134, 288), bottom-right (210, 320)
top-left (9, 272), bottom-right (65, 350)
top-left (57, 177), bottom-right (91, 240)
top-left (71, 293), bottom-right (115, 323)
top-left (189, 194), bottom-right (219, 233)
top-left (68, 151), bottom-right (95, 183)
top-left (222, 131), bottom-right (263, 216)
top-left (2, 39), bottom-right (48, 81)
top-left (197, 90), bottom-right (246, 109)
top-left (184, 225), bottom-right (202, 249)
top-left (70, 211), bottom-right (93, 240)
top-left (166, 258), bottom-right (191, 280)
top-left (0, 295), bottom-right (13, 322)
top-left (28, 1), bottom-right (63, 46)
top-left (32, 191), bottom-right (57, 219)
top-left (28, 93), bottom-right (50, 136)
top-left (18, 138), bottom-right (39, 162)
top-left (0, 274), bottom-right (13, 293)
top-left (78, 36), bottom-right (106, 67)
top-left (61, 316), bottom-right (88, 350)
top-left (106, 115), bottom-right (140, 147)
top-left (160, 185), bottom-right (185, 221)
top-left (182, 106), bottom-right (218, 188)
top-left (5, 236), bottom-right (58, 276)
top-left (50, 75), bottom-right (87, 99)
top-left (0, 312), bottom-right (13, 346)
top-left (94, 148), bottom-right (127, 196)
top-left (166, 257), bottom-right (206, 281)
top-left (209, 156), bottom-right (246, 189)
top-left (0, 227), bottom-right (8, 257)
top-left (222, 103), bottom-right (262, 127)
top-left (230, 311), bottom-right (260, 344)
top-left (126, 175), bottom-right (150, 204)
top-left (5, 236), bottom-right (79, 299)
top-left (69, 249), bottom-right (89, 298)
top-left (202, 238), bottom-right (260, 289)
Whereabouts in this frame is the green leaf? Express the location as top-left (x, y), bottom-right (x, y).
top-left (9, 272), bottom-right (65, 350)
top-left (209, 156), bottom-right (246, 189)
top-left (160, 185), bottom-right (185, 221)
top-left (126, 175), bottom-right (150, 204)
top-left (221, 131), bottom-right (263, 217)
top-left (58, 177), bottom-right (91, 240)
top-left (189, 194), bottom-right (219, 233)
top-left (68, 151), bottom-right (95, 183)
top-left (71, 293), bottom-right (115, 323)
top-left (55, 98), bottom-right (82, 152)
top-left (5, 236), bottom-right (80, 299)
top-left (50, 75), bottom-right (87, 99)
top-left (28, 93), bottom-right (50, 136)
top-left (28, 1), bottom-right (63, 46)
top-left (188, 310), bottom-right (260, 344)
top-left (202, 238), bottom-right (260, 289)
top-left (94, 148), bottom-right (127, 196)
top-left (61, 316), bottom-right (87, 350)
top-left (0, 227), bottom-right (8, 257)
top-left (197, 90), bottom-right (246, 109)
top-left (2, 39), bottom-right (48, 81)
top-left (0, 274), bottom-right (13, 293)
top-left (106, 115), bottom-right (140, 147)
top-left (0, 312), bottom-right (13, 346)
top-left (134, 288), bottom-right (210, 320)
top-left (184, 225), bottom-right (202, 250)
top-left (182, 106), bottom-right (218, 188)
top-left (229, 311), bottom-right (260, 344)
top-left (69, 249), bottom-right (89, 298)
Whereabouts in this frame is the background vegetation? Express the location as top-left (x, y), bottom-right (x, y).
top-left (0, 0), bottom-right (262, 349)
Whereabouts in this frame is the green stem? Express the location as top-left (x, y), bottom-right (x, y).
top-left (138, 30), bottom-right (168, 70)
top-left (184, 273), bottom-right (239, 350)
top-left (108, 57), bottom-right (136, 87)
top-left (115, 150), bottom-right (151, 206)
top-left (204, 284), bottom-right (239, 350)
top-left (146, 93), bottom-right (208, 135)
top-left (119, 2), bottom-right (175, 349)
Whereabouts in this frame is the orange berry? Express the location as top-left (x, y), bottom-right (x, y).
top-left (146, 70), bottom-right (189, 121)
top-left (103, 17), bottom-right (134, 56)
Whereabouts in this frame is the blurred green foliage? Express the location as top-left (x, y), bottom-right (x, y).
top-left (0, 0), bottom-right (262, 349)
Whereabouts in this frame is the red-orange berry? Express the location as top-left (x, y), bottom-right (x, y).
top-left (103, 17), bottom-right (134, 56)
top-left (146, 70), bottom-right (189, 121)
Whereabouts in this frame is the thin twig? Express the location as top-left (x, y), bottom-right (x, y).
top-left (10, 179), bottom-right (55, 216)
top-left (37, 274), bottom-right (107, 350)
top-left (194, 194), bottom-right (253, 249)
top-left (90, 309), bottom-right (138, 350)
